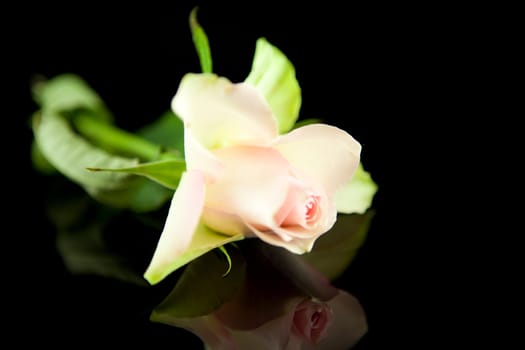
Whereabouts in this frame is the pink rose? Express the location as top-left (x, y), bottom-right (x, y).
top-left (145, 73), bottom-right (361, 283)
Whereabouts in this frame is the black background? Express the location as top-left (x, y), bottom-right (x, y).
top-left (4, 1), bottom-right (479, 348)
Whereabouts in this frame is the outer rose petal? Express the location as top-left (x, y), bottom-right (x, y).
top-left (172, 73), bottom-right (278, 149)
top-left (273, 124), bottom-right (361, 196)
top-left (144, 170), bottom-right (206, 284)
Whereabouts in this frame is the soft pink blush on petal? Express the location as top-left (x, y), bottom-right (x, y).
top-left (248, 185), bottom-right (336, 254)
top-left (205, 146), bottom-right (293, 230)
top-left (172, 73), bottom-right (278, 149)
top-left (273, 180), bottom-right (336, 238)
top-left (144, 170), bottom-right (206, 283)
top-left (273, 124), bottom-right (361, 196)
top-left (274, 178), bottom-right (319, 229)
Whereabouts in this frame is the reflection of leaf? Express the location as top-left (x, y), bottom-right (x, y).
top-left (47, 190), bottom-right (151, 286)
top-left (245, 38), bottom-right (301, 134)
top-left (56, 223), bottom-right (150, 287)
top-left (336, 162), bottom-right (378, 214)
top-left (88, 158), bottom-right (186, 190)
top-left (303, 210), bottom-right (375, 280)
top-left (151, 247), bottom-right (246, 318)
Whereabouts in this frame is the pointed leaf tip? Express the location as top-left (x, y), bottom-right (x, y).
top-left (189, 6), bottom-right (213, 73)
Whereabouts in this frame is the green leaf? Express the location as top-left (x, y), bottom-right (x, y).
top-left (336, 162), bottom-right (378, 214)
top-left (302, 210), bottom-right (375, 280)
top-left (144, 223), bottom-right (244, 285)
top-left (292, 118), bottom-right (323, 129)
top-left (137, 110), bottom-right (185, 156)
top-left (32, 73), bottom-right (112, 123)
top-left (31, 140), bottom-right (57, 174)
top-left (245, 38), bottom-right (301, 134)
top-left (31, 74), bottom-right (172, 212)
top-left (190, 7), bottom-right (212, 73)
top-left (218, 246), bottom-right (233, 277)
top-left (73, 113), bottom-right (163, 161)
top-left (151, 246), bottom-right (245, 319)
top-left (33, 111), bottom-right (140, 191)
top-left (127, 180), bottom-right (173, 213)
top-left (88, 158), bottom-right (186, 190)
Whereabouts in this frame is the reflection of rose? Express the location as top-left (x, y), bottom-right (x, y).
top-left (292, 298), bottom-right (332, 345)
top-left (145, 73), bottom-right (361, 283)
top-left (152, 243), bottom-right (367, 350)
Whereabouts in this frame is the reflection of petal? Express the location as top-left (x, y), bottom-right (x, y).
top-left (172, 73), bottom-right (278, 149)
top-left (273, 124), bottom-right (361, 196)
top-left (230, 308), bottom-right (299, 350)
top-left (150, 312), bottom-right (238, 350)
top-left (144, 170), bottom-right (206, 284)
top-left (302, 290), bottom-right (368, 350)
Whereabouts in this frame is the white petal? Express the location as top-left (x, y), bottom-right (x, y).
top-left (144, 170), bottom-right (206, 284)
top-left (184, 128), bottom-right (223, 180)
top-left (172, 73), bottom-right (278, 149)
top-left (274, 124), bottom-right (361, 196)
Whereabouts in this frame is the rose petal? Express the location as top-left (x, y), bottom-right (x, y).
top-left (301, 291), bottom-right (368, 350)
top-left (184, 128), bottom-right (223, 179)
top-left (205, 146), bottom-right (292, 230)
top-left (273, 124), bottom-right (361, 196)
top-left (201, 207), bottom-right (249, 237)
top-left (144, 170), bottom-right (206, 284)
top-left (269, 185), bottom-right (337, 240)
top-left (247, 224), bottom-right (316, 254)
top-left (172, 73), bottom-right (278, 149)
top-left (247, 188), bottom-right (337, 254)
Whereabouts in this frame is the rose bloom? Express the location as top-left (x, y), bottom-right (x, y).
top-left (145, 73), bottom-right (361, 283)
top-left (152, 244), bottom-right (367, 350)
